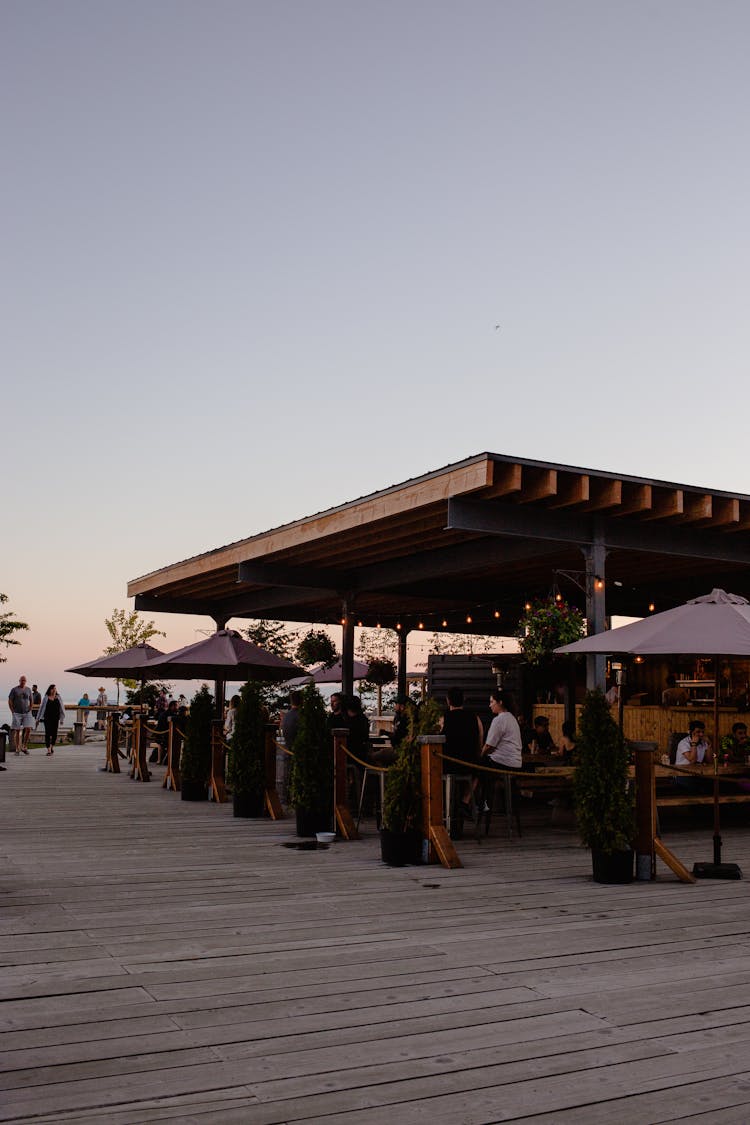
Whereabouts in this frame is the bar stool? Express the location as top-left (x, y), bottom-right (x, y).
top-left (444, 772), bottom-right (475, 839)
top-left (356, 767), bottom-right (386, 830)
top-left (480, 772), bottom-right (522, 840)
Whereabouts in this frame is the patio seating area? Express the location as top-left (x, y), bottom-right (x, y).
top-left (4, 746), bottom-right (750, 1122)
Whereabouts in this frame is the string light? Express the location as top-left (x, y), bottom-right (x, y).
top-left (466, 615), bottom-right (472, 624)
top-left (418, 621), bottom-right (425, 629)
top-left (525, 602), bottom-right (532, 612)
top-left (494, 609), bottom-right (501, 618)
top-left (554, 593), bottom-right (563, 603)
top-left (357, 620), bottom-right (362, 627)
top-left (648, 603), bottom-right (655, 612)
top-left (595, 577), bottom-right (604, 590)
top-left (340, 617), bottom-right (347, 625)
top-left (442, 619), bottom-right (448, 628)
top-left (376, 622), bottom-right (381, 629)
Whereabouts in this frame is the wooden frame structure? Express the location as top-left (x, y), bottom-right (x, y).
top-left (128, 454), bottom-right (750, 695)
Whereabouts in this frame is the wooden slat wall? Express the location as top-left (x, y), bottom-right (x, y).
top-left (533, 704), bottom-right (748, 750)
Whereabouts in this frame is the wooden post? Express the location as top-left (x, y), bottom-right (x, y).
top-left (105, 714), bottom-right (120, 774)
top-left (163, 719), bottom-right (181, 791)
top-left (333, 726), bottom-right (358, 840)
top-left (133, 716), bottom-right (151, 782)
top-left (633, 742), bottom-right (657, 880)
top-left (264, 723), bottom-right (283, 819)
top-left (419, 735), bottom-right (462, 869)
top-left (209, 719), bottom-right (227, 803)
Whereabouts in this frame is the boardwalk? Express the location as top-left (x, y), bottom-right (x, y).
top-left (3, 746), bottom-right (750, 1123)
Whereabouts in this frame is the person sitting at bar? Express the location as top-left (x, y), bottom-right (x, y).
top-left (662, 674), bottom-right (688, 707)
top-left (558, 720), bottom-right (577, 764)
top-left (675, 720), bottom-right (713, 766)
top-left (720, 722), bottom-right (750, 763)
top-left (528, 715), bottom-right (557, 756)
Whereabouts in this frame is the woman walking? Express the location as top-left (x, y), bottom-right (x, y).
top-left (36, 685), bottom-right (66, 756)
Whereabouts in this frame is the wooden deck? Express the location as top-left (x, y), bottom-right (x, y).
top-left (3, 747), bottom-right (750, 1123)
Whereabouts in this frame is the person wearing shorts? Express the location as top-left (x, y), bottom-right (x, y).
top-left (8, 675), bottom-right (33, 755)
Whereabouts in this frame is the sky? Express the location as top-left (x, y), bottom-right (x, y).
top-left (3, 0), bottom-right (750, 702)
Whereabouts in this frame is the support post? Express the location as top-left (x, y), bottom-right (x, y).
top-left (341, 598), bottom-right (355, 699)
top-left (583, 527), bottom-right (607, 692)
top-left (396, 629), bottom-right (409, 697)
top-left (264, 722), bottom-right (283, 819)
top-left (209, 719), bottom-right (227, 803)
top-left (333, 727), bottom-right (358, 839)
top-left (419, 735), bottom-right (462, 869)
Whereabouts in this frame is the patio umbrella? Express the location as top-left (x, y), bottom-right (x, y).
top-left (67, 643), bottom-right (166, 704)
top-left (286, 658), bottom-right (371, 687)
top-left (555, 588), bottom-right (750, 877)
top-left (147, 630), bottom-right (306, 682)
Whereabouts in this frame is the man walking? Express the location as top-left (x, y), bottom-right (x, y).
top-left (8, 675), bottom-right (33, 754)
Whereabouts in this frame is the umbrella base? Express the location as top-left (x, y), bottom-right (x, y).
top-left (693, 861), bottom-right (742, 880)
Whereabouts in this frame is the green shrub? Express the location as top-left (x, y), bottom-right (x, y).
top-left (230, 681), bottom-right (266, 799)
top-left (382, 698), bottom-right (442, 833)
top-left (289, 685), bottom-right (332, 818)
top-left (574, 689), bottom-right (634, 854)
top-left (181, 684), bottom-right (214, 786)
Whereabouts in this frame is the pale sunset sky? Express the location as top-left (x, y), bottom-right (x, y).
top-left (3, 1), bottom-right (750, 701)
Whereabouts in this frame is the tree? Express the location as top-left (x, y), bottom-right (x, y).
top-left (103, 608), bottom-right (166, 701)
top-left (243, 620), bottom-right (300, 662)
top-left (0, 593), bottom-right (28, 661)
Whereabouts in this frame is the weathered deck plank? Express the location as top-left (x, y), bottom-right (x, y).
top-left (2, 745), bottom-right (750, 1122)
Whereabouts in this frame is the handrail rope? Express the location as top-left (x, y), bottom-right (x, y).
top-left (342, 746), bottom-right (388, 773)
top-left (274, 739), bottom-right (294, 757)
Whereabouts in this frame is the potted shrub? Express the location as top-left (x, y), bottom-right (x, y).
top-left (180, 684), bottom-right (213, 802)
top-left (289, 684), bottom-right (333, 836)
top-left (517, 597), bottom-right (585, 665)
top-left (381, 698), bottom-right (442, 866)
top-left (295, 630), bottom-right (338, 669)
top-left (574, 688), bottom-right (635, 883)
top-left (230, 680), bottom-right (267, 818)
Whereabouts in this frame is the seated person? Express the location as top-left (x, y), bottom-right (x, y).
top-left (662, 675), bottom-right (688, 707)
top-left (528, 715), bottom-right (557, 756)
top-left (674, 720), bottom-right (713, 792)
top-left (605, 682), bottom-right (619, 707)
top-left (720, 722), bottom-right (750, 763)
top-left (675, 720), bottom-right (713, 766)
top-left (371, 694), bottom-right (413, 767)
top-left (559, 720), bottom-right (577, 765)
top-left (344, 695), bottom-right (371, 763)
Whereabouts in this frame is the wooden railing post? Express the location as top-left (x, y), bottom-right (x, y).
top-left (132, 716), bottom-right (151, 782)
top-left (105, 713), bottom-right (120, 774)
top-left (210, 719), bottom-right (227, 803)
top-left (163, 719), bottom-right (182, 791)
top-left (264, 723), bottom-right (284, 819)
top-left (419, 735), bottom-right (461, 869)
top-left (333, 727), bottom-right (358, 840)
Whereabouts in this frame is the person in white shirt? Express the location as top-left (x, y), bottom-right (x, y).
top-left (481, 689), bottom-right (523, 770)
top-left (675, 720), bottom-right (713, 766)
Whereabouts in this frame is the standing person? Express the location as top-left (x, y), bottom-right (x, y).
top-left (77, 693), bottom-right (91, 728)
top-left (325, 692), bottom-right (346, 734)
top-left (36, 685), bottom-right (65, 756)
top-left (8, 675), bottom-right (33, 755)
top-left (95, 686), bottom-right (108, 731)
top-left (280, 691), bottom-right (303, 804)
top-left (441, 687), bottom-right (483, 819)
top-left (31, 684), bottom-right (42, 721)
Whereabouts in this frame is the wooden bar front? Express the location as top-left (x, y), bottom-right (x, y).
top-left (530, 703), bottom-right (748, 749)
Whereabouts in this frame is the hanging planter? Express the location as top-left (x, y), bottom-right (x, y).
top-left (516, 597), bottom-right (585, 665)
top-left (295, 630), bottom-right (338, 669)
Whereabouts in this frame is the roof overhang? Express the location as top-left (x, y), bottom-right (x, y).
top-left (127, 453), bottom-right (750, 633)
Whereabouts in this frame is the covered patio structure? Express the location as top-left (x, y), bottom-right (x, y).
top-left (128, 453), bottom-right (750, 697)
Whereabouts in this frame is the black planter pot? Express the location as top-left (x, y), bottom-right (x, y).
top-left (380, 828), bottom-right (423, 867)
top-left (181, 779), bottom-right (208, 802)
top-left (295, 808), bottom-right (330, 838)
top-left (592, 848), bottom-right (634, 884)
top-left (233, 791), bottom-right (265, 818)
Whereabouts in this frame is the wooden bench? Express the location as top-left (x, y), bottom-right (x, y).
top-left (657, 793), bottom-right (750, 807)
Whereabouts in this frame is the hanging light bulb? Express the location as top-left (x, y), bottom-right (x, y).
top-left (418, 621), bottom-right (424, 630)
top-left (595, 577), bottom-right (604, 590)
top-left (442, 619), bottom-right (448, 628)
top-left (395, 622), bottom-right (402, 631)
top-left (555, 593), bottom-right (563, 603)
top-left (357, 620), bottom-right (362, 627)
top-left (340, 617), bottom-right (346, 626)
top-left (376, 622), bottom-right (381, 629)
top-left (466, 615), bottom-right (473, 625)
top-left (494, 609), bottom-right (501, 618)
top-left (525, 602), bottom-right (532, 612)
top-left (648, 602), bottom-right (655, 612)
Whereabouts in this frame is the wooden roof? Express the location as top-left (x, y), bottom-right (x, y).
top-left (128, 453), bottom-right (750, 633)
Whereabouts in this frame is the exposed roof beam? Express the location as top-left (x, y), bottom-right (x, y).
top-left (448, 497), bottom-right (750, 565)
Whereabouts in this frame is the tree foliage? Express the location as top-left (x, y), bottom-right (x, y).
top-left (181, 684), bottom-right (214, 786)
top-left (103, 608), bottom-right (167, 694)
top-left (230, 680), bottom-right (267, 798)
top-left (244, 620), bottom-right (299, 662)
top-left (381, 697), bottom-right (443, 834)
top-left (289, 685), bottom-right (332, 817)
top-left (0, 593), bottom-right (28, 662)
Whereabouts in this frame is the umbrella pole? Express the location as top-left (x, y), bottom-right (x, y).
top-left (694, 656), bottom-right (741, 879)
